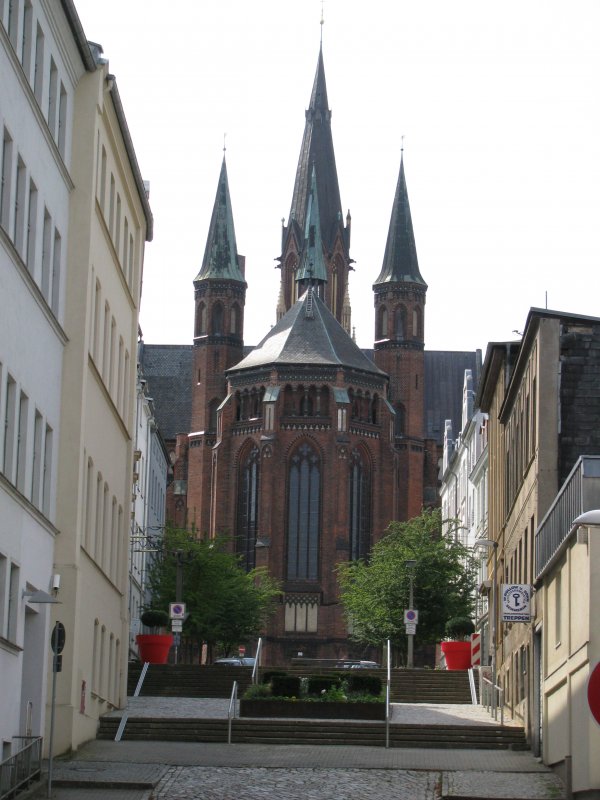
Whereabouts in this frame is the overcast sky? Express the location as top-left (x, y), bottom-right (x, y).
top-left (74, 1), bottom-right (600, 354)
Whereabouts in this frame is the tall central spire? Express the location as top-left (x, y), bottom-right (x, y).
top-left (278, 45), bottom-right (352, 331)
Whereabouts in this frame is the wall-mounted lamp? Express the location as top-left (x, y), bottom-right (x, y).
top-left (22, 589), bottom-right (61, 604)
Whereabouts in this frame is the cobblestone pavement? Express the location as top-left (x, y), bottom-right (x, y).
top-left (150, 766), bottom-right (441, 800)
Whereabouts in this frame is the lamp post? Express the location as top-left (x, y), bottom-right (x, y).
top-left (474, 539), bottom-right (498, 715)
top-left (405, 559), bottom-right (417, 668)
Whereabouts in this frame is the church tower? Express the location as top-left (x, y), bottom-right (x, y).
top-left (373, 153), bottom-right (427, 520)
top-left (277, 46), bottom-right (352, 331)
top-left (187, 156), bottom-right (247, 533)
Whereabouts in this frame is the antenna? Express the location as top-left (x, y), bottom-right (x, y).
top-left (401, 134), bottom-right (405, 155)
top-left (320, 0), bottom-right (325, 43)
top-left (223, 132), bottom-right (227, 154)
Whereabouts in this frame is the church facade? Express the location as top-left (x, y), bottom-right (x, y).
top-left (146, 46), bottom-right (473, 664)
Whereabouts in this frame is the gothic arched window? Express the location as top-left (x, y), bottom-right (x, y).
top-left (237, 445), bottom-right (260, 571)
top-left (377, 306), bottom-right (388, 339)
top-left (196, 303), bottom-right (206, 336)
top-left (287, 442), bottom-right (321, 580)
top-left (230, 303), bottom-right (239, 335)
top-left (212, 302), bottom-right (223, 335)
top-left (349, 449), bottom-right (371, 560)
top-left (395, 305), bottom-right (406, 340)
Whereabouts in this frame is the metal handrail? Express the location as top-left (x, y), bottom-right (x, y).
top-left (115, 661), bottom-right (150, 742)
top-left (385, 639), bottom-right (391, 748)
top-left (0, 736), bottom-right (42, 800)
top-left (252, 637), bottom-right (263, 685)
top-left (227, 680), bottom-right (238, 745)
top-left (468, 668), bottom-right (477, 704)
top-left (480, 675), bottom-right (504, 725)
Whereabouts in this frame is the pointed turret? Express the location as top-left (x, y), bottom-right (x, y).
top-left (195, 156), bottom-right (245, 284)
top-left (277, 45), bottom-right (351, 325)
top-left (296, 166), bottom-right (328, 291)
top-left (374, 154), bottom-right (426, 287)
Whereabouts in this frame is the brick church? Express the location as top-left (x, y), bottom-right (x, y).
top-left (142, 45), bottom-right (479, 664)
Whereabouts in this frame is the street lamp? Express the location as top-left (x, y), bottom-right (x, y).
top-left (405, 560), bottom-right (417, 669)
top-left (474, 539), bottom-right (498, 715)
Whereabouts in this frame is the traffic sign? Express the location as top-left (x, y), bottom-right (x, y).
top-left (50, 622), bottom-right (66, 654)
top-left (404, 609), bottom-right (419, 624)
top-left (170, 602), bottom-right (186, 619)
top-left (405, 623), bottom-right (417, 635)
top-left (171, 619), bottom-right (183, 632)
top-left (589, 662), bottom-right (600, 725)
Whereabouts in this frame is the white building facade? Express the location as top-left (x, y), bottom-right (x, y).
top-left (440, 369), bottom-right (490, 662)
top-left (0, 0), bottom-right (87, 755)
top-left (129, 354), bottom-right (169, 658)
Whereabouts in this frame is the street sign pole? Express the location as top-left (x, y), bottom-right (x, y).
top-left (47, 622), bottom-right (65, 799)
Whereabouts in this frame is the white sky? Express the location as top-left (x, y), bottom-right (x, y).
top-left (74, 1), bottom-right (600, 353)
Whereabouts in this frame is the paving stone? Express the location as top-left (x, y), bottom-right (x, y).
top-left (442, 770), bottom-right (566, 799)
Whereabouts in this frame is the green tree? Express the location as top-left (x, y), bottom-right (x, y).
top-left (337, 509), bottom-right (476, 660)
top-left (146, 528), bottom-right (280, 660)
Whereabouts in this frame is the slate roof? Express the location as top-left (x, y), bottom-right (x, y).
top-left (228, 289), bottom-right (386, 378)
top-left (424, 350), bottom-right (481, 445)
top-left (139, 343), bottom-right (193, 441)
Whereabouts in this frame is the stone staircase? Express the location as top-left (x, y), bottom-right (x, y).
top-left (97, 716), bottom-right (526, 750)
top-left (106, 664), bottom-right (523, 751)
top-left (127, 663), bottom-right (473, 704)
top-left (127, 662), bottom-right (253, 698)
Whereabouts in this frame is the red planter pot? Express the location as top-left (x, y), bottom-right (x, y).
top-left (136, 633), bottom-right (173, 664)
top-left (441, 640), bottom-right (472, 670)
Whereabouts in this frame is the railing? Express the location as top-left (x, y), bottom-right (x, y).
top-left (468, 668), bottom-right (477, 705)
top-left (227, 681), bottom-right (238, 745)
top-left (252, 637), bottom-right (263, 685)
top-left (535, 455), bottom-right (600, 577)
top-left (0, 736), bottom-right (42, 800)
top-left (480, 676), bottom-right (504, 726)
top-left (115, 661), bottom-right (149, 742)
top-left (385, 639), bottom-right (391, 749)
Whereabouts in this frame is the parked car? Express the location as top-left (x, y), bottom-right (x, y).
top-left (214, 656), bottom-right (256, 667)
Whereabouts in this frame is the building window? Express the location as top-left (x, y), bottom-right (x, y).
top-left (377, 306), bottom-right (388, 339)
top-left (33, 23), bottom-right (44, 103)
top-left (0, 128), bottom-right (13, 231)
top-left (237, 445), bottom-right (260, 571)
top-left (349, 449), bottom-right (371, 560)
top-left (287, 442), bottom-right (320, 580)
top-left (212, 302), bottom-right (223, 335)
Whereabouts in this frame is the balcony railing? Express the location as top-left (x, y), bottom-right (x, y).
top-left (535, 456), bottom-right (600, 578)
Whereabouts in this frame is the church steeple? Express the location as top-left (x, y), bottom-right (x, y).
top-left (195, 156), bottom-right (245, 284)
top-left (374, 153), bottom-right (426, 288)
top-left (277, 45), bottom-right (351, 330)
top-left (296, 165), bottom-right (328, 294)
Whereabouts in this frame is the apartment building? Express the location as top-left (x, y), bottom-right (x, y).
top-left (477, 309), bottom-right (600, 755)
top-left (0, 0), bottom-right (152, 757)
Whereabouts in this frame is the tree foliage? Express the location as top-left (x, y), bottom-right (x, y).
top-left (337, 509), bottom-right (477, 657)
top-left (146, 528), bottom-right (280, 657)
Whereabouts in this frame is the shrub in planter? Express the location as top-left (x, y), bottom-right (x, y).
top-left (306, 675), bottom-right (341, 695)
top-left (347, 674), bottom-right (382, 696)
top-left (136, 609), bottom-right (173, 664)
top-left (271, 674), bottom-right (301, 698)
top-left (262, 670), bottom-right (288, 685)
top-left (444, 616), bottom-right (475, 640)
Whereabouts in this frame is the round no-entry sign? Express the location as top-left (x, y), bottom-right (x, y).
top-left (588, 662), bottom-right (600, 725)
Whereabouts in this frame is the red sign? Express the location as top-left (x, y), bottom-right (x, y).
top-left (589, 662), bottom-right (600, 725)
top-left (238, 645), bottom-right (246, 657)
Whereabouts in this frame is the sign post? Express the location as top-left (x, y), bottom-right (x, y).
top-left (47, 621), bottom-right (65, 799)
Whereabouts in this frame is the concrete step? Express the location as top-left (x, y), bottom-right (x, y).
top-left (98, 716), bottom-right (527, 750)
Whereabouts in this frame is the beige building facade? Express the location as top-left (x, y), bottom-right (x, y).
top-left (478, 309), bottom-right (600, 797)
top-left (49, 31), bottom-right (152, 753)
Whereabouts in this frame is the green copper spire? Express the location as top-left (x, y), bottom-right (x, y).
top-left (296, 165), bottom-right (328, 285)
top-left (374, 154), bottom-right (426, 287)
top-left (195, 156), bottom-right (245, 284)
